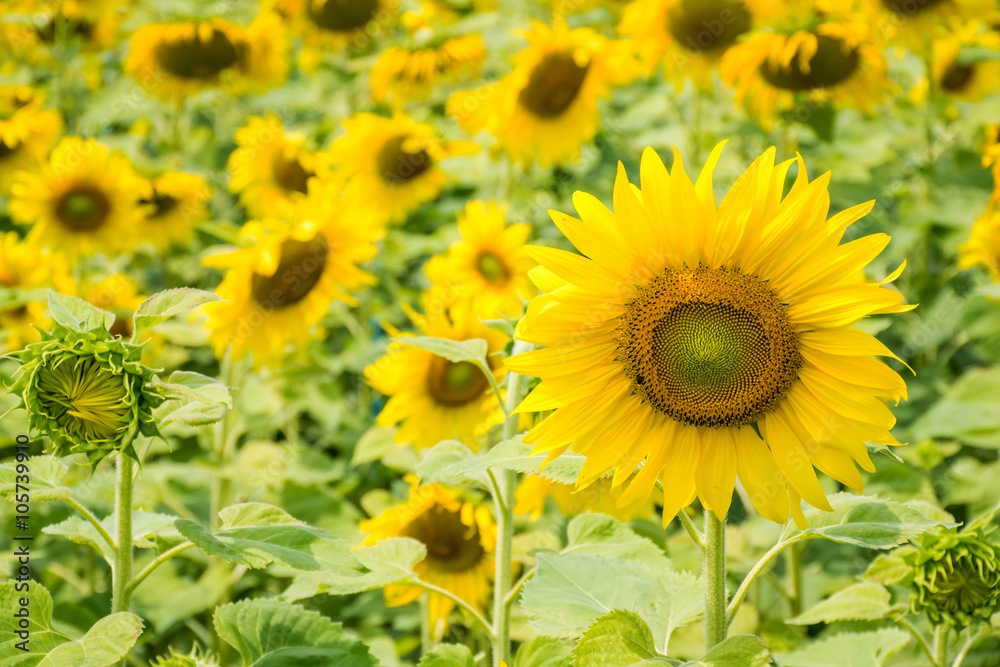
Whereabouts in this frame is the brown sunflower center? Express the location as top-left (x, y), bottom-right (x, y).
top-left (36, 19), bottom-right (95, 44)
top-left (617, 266), bottom-right (801, 428)
top-left (307, 0), bottom-right (380, 32)
top-left (880, 0), bottom-right (948, 16)
top-left (109, 316), bottom-right (134, 340)
top-left (518, 51), bottom-right (590, 119)
top-left (154, 28), bottom-right (244, 80)
top-left (667, 0), bottom-right (752, 54)
top-left (401, 503), bottom-right (485, 573)
top-left (55, 187), bottom-right (111, 231)
top-left (250, 235), bottom-right (329, 309)
top-left (0, 140), bottom-right (18, 160)
top-left (377, 134), bottom-right (431, 185)
top-left (940, 61), bottom-right (975, 92)
top-left (140, 192), bottom-right (180, 219)
top-left (426, 357), bottom-right (489, 407)
top-left (272, 154), bottom-right (314, 194)
top-left (758, 34), bottom-right (860, 92)
top-left (476, 251), bottom-right (510, 284)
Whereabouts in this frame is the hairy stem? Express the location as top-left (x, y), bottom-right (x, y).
top-left (727, 531), bottom-right (806, 625)
top-left (125, 542), bottom-right (195, 595)
top-left (896, 617), bottom-right (935, 665)
top-left (935, 624), bottom-right (949, 667)
top-left (65, 497), bottom-right (116, 553)
top-left (410, 579), bottom-right (496, 640)
top-left (111, 454), bottom-right (134, 667)
top-left (703, 509), bottom-right (728, 651)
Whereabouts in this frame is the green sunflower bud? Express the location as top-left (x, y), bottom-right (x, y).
top-left (904, 519), bottom-right (1000, 627)
top-left (3, 292), bottom-right (165, 466)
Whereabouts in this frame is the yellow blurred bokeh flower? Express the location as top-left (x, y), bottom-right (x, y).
top-left (0, 85), bottom-right (61, 194)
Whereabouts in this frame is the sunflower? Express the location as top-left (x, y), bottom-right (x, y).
top-left (618, 0), bottom-right (755, 90)
top-left (139, 172), bottom-right (213, 251)
top-left (423, 200), bottom-right (535, 319)
top-left (0, 86), bottom-right (61, 194)
top-left (505, 143), bottom-right (913, 529)
top-left (514, 474), bottom-right (658, 522)
top-left (268, 0), bottom-right (400, 68)
top-left (448, 20), bottom-right (637, 167)
top-left (925, 27), bottom-right (1000, 103)
top-left (323, 112), bottom-right (475, 225)
top-left (9, 136), bottom-right (150, 262)
top-left (366, 297), bottom-right (507, 449)
top-left (0, 6), bottom-right (120, 65)
top-left (125, 13), bottom-right (288, 102)
top-left (959, 210), bottom-right (1000, 283)
top-left (371, 34), bottom-right (486, 106)
top-left (360, 478), bottom-right (495, 639)
top-left (862, 0), bottom-right (994, 54)
top-left (407, 0), bottom-right (497, 26)
top-left (721, 3), bottom-right (892, 127)
top-left (227, 115), bottom-right (318, 218)
top-left (0, 232), bottom-right (72, 353)
top-left (202, 188), bottom-right (382, 368)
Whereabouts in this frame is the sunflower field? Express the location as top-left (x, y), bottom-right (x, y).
top-left (3, 0), bottom-right (1000, 665)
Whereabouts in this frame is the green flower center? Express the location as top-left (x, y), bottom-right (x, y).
top-left (618, 266), bottom-right (801, 428)
top-left (426, 358), bottom-right (489, 407)
top-left (940, 62), bottom-right (975, 93)
top-left (881, 0), bottom-right (947, 16)
top-left (155, 28), bottom-right (244, 80)
top-left (519, 51), bottom-right (590, 119)
top-left (272, 154), bottom-right (314, 194)
top-left (55, 187), bottom-right (111, 231)
top-left (250, 235), bottom-right (329, 309)
top-left (932, 560), bottom-right (996, 614)
top-left (401, 503), bottom-right (485, 573)
top-left (758, 34), bottom-right (860, 92)
top-left (377, 134), bottom-right (431, 185)
top-left (667, 0), bottom-right (752, 54)
top-left (475, 251), bottom-right (509, 284)
top-left (307, 0), bottom-right (380, 32)
top-left (37, 356), bottom-right (129, 441)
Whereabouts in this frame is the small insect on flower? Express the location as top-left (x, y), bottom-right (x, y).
top-left (506, 142), bottom-right (913, 529)
top-left (3, 293), bottom-right (166, 465)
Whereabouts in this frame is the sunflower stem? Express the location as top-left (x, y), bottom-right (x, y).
top-left (491, 338), bottom-right (532, 667)
top-left (787, 540), bottom-right (803, 616)
top-left (726, 531), bottom-right (805, 625)
top-left (703, 509), bottom-right (728, 652)
top-left (111, 453), bottom-right (134, 667)
top-left (419, 595), bottom-right (434, 654)
top-left (677, 506), bottom-right (704, 549)
top-left (896, 617), bottom-right (935, 665)
top-left (934, 624), bottom-right (950, 667)
top-left (410, 579), bottom-right (495, 640)
top-left (952, 626), bottom-right (989, 667)
top-left (65, 496), bottom-right (116, 553)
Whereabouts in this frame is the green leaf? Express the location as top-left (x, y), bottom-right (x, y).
top-left (778, 629), bottom-right (910, 667)
top-left (0, 456), bottom-right (72, 502)
top-left (417, 644), bottom-right (476, 667)
top-left (690, 635), bottom-right (771, 667)
top-left (513, 636), bottom-right (572, 667)
top-left (562, 513), bottom-right (667, 564)
top-left (213, 598), bottom-right (377, 667)
top-left (414, 441), bottom-right (480, 486)
top-left (459, 436), bottom-right (585, 485)
top-left (800, 494), bottom-right (955, 549)
top-left (393, 336), bottom-right (488, 364)
top-left (44, 510), bottom-right (183, 564)
top-left (788, 583), bottom-right (894, 625)
top-left (281, 538), bottom-right (426, 600)
top-left (132, 288), bottom-right (221, 338)
top-left (573, 610), bottom-right (659, 667)
top-left (862, 547), bottom-right (916, 586)
top-left (177, 503), bottom-right (358, 571)
top-left (521, 553), bottom-right (700, 654)
top-left (909, 367), bottom-right (1000, 448)
top-left (47, 290), bottom-right (114, 332)
top-left (153, 371), bottom-right (232, 408)
top-left (0, 581), bottom-right (143, 666)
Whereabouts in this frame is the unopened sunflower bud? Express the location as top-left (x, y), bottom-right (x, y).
top-left (905, 521), bottom-right (1000, 627)
top-left (4, 300), bottom-right (165, 466)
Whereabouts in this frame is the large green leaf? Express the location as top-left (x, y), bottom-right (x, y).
top-left (0, 582), bottom-right (142, 666)
top-left (788, 584), bottom-right (895, 625)
top-left (909, 367), bottom-right (1000, 448)
top-left (521, 553), bottom-right (700, 654)
top-left (281, 538), bottom-right (426, 600)
top-left (691, 635), bottom-right (771, 667)
top-left (778, 629), bottom-right (909, 667)
top-left (177, 503), bottom-right (358, 571)
top-left (414, 436), bottom-right (584, 486)
top-left (562, 513), bottom-right (667, 564)
top-left (153, 371), bottom-right (232, 408)
top-left (45, 510), bottom-right (184, 564)
top-left (416, 644), bottom-right (476, 667)
top-left (213, 599), bottom-right (377, 667)
top-left (800, 494), bottom-right (954, 549)
top-left (47, 291), bottom-right (114, 332)
top-left (0, 457), bottom-right (71, 503)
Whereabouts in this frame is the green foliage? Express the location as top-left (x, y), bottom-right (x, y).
top-left (799, 494), bottom-right (955, 549)
top-left (416, 644), bottom-right (476, 667)
top-left (213, 599), bottom-right (378, 667)
top-left (513, 636), bottom-right (572, 667)
top-left (787, 584), bottom-right (897, 625)
top-left (132, 288), bottom-right (222, 339)
top-left (778, 630), bottom-right (910, 667)
top-left (415, 436), bottom-right (585, 486)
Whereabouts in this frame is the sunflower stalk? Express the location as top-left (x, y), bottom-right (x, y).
top-left (111, 454), bottom-right (134, 667)
top-left (935, 624), bottom-right (950, 667)
top-left (491, 338), bottom-right (532, 667)
top-left (703, 509), bottom-right (728, 651)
